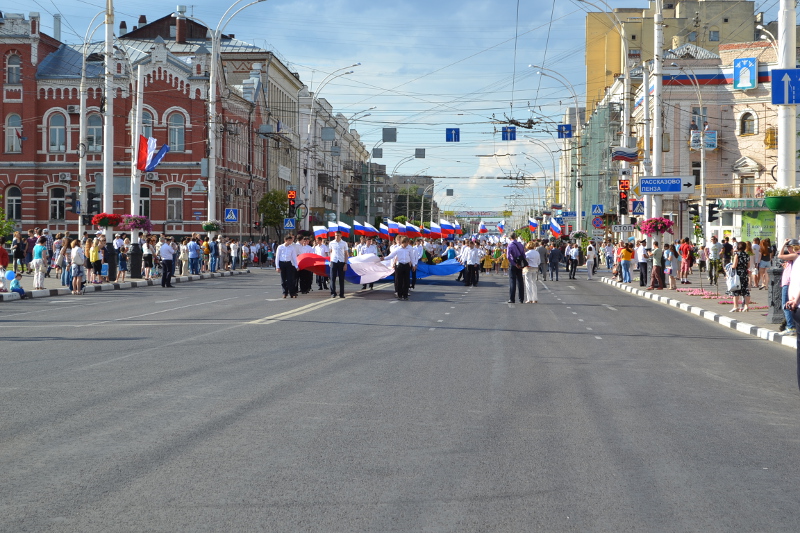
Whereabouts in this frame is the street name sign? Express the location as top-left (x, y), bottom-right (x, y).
top-left (612, 224), bottom-right (635, 232)
top-left (639, 177), bottom-right (694, 194)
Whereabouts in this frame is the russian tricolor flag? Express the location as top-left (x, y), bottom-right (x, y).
top-left (328, 221), bottom-right (338, 238)
top-left (406, 223), bottom-right (422, 238)
top-left (549, 218), bottom-right (562, 237)
top-left (497, 220), bottom-right (505, 233)
top-left (364, 222), bottom-right (379, 237)
top-left (610, 146), bottom-right (638, 162)
top-left (422, 226), bottom-right (431, 237)
top-left (338, 221), bottom-right (351, 238)
top-left (440, 219), bottom-right (454, 235)
top-left (478, 221), bottom-right (488, 234)
top-left (137, 135), bottom-right (170, 172)
top-left (528, 218), bottom-right (538, 231)
top-left (388, 219), bottom-right (400, 235)
top-left (397, 222), bottom-right (407, 235)
top-left (353, 220), bottom-right (369, 236)
top-left (313, 226), bottom-right (328, 239)
top-left (454, 220), bottom-right (462, 235)
top-left (429, 222), bottom-right (442, 239)
top-left (379, 223), bottom-right (390, 238)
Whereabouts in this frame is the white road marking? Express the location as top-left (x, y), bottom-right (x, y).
top-left (586, 327), bottom-right (593, 330)
top-left (437, 320), bottom-right (443, 322)
top-left (572, 312), bottom-right (577, 315)
top-left (578, 319), bottom-right (584, 322)
top-left (595, 336), bottom-right (603, 340)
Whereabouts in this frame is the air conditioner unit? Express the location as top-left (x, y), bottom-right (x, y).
top-left (235, 187), bottom-right (243, 195)
top-left (58, 172), bottom-right (71, 182)
top-left (145, 172), bottom-right (158, 181)
top-left (228, 178), bottom-right (235, 187)
top-left (244, 189), bottom-right (252, 197)
top-left (66, 105), bottom-right (80, 114)
top-left (224, 194), bottom-right (233, 203)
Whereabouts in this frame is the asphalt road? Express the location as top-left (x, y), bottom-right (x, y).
top-left (2, 269), bottom-right (800, 532)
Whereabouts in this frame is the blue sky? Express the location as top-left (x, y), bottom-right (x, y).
top-left (33, 0), bottom-right (782, 216)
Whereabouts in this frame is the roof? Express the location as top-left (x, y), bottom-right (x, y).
top-left (665, 43), bottom-right (720, 61)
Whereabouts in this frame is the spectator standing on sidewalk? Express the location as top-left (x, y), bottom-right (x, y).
top-left (707, 236), bottom-right (722, 285)
top-left (635, 240), bottom-right (649, 286)
top-left (679, 238), bottom-right (693, 285)
top-left (778, 239), bottom-right (799, 335)
top-left (159, 237), bottom-right (175, 288)
top-left (187, 237), bottom-right (201, 275)
top-left (647, 241), bottom-right (664, 290)
top-left (758, 238), bottom-right (773, 290)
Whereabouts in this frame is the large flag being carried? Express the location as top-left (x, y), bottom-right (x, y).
top-left (137, 135), bottom-right (170, 172)
top-left (440, 220), bottom-right (454, 235)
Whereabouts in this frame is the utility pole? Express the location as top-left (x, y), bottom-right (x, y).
top-left (776, 0), bottom-right (797, 245)
top-left (651, 0), bottom-right (664, 221)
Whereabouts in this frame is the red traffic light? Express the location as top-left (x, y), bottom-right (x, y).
top-left (619, 191), bottom-right (629, 201)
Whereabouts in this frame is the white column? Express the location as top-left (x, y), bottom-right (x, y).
top-left (651, 0), bottom-right (663, 221)
top-left (102, 0), bottom-right (114, 240)
top-left (776, 0), bottom-right (797, 244)
top-left (130, 65), bottom-right (144, 217)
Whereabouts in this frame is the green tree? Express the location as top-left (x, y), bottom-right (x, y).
top-left (257, 189), bottom-right (288, 237)
top-left (393, 186), bottom-right (423, 221)
top-left (0, 195), bottom-right (16, 244)
top-left (394, 215), bottom-right (407, 224)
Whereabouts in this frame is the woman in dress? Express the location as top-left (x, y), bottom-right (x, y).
top-left (729, 241), bottom-right (752, 312)
top-left (663, 244), bottom-right (677, 289)
top-left (142, 236), bottom-right (155, 279)
top-left (758, 238), bottom-right (772, 290)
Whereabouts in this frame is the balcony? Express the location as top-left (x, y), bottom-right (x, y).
top-left (688, 183), bottom-right (764, 200)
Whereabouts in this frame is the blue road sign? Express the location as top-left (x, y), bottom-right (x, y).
top-left (771, 69), bottom-right (800, 105)
top-left (557, 124), bottom-right (573, 139)
top-left (639, 177), bottom-right (695, 194)
top-left (632, 200), bottom-right (645, 215)
top-left (283, 218), bottom-right (296, 230)
top-left (224, 208), bottom-right (239, 222)
top-left (560, 211), bottom-right (586, 218)
top-left (446, 128), bottom-right (460, 142)
top-left (554, 217), bottom-right (565, 226)
top-left (591, 204), bottom-right (604, 216)
top-left (591, 217), bottom-right (604, 228)
top-left (501, 126), bottom-right (516, 141)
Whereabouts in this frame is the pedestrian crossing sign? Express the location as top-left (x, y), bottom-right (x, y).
top-left (224, 208), bottom-right (239, 222)
top-left (632, 200), bottom-right (645, 215)
top-left (283, 218), bottom-right (296, 230)
top-left (592, 204), bottom-right (604, 216)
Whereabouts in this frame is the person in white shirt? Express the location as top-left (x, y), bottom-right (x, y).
top-left (230, 240), bottom-right (240, 270)
top-left (410, 238), bottom-right (425, 289)
top-left (328, 231), bottom-right (349, 298)
top-left (159, 237), bottom-right (176, 288)
top-left (463, 241), bottom-right (482, 287)
top-left (523, 241), bottom-right (542, 303)
top-left (297, 235), bottom-right (315, 294)
top-left (384, 236), bottom-right (418, 300)
top-left (275, 234), bottom-right (299, 298)
top-left (568, 244), bottom-right (580, 280)
top-left (635, 240), bottom-right (649, 287)
top-left (604, 242), bottom-right (615, 269)
top-left (314, 237), bottom-right (330, 291)
top-left (586, 241), bottom-right (597, 280)
top-left (360, 236), bottom-right (379, 290)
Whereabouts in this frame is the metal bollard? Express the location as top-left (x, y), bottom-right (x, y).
top-left (766, 266), bottom-right (784, 324)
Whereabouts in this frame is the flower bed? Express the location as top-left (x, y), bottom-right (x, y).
top-left (91, 213), bottom-right (123, 227)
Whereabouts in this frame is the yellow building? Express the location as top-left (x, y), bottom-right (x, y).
top-left (585, 0), bottom-right (756, 114)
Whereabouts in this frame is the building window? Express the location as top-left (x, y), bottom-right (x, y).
top-left (7, 54), bottom-right (21, 84)
top-left (50, 188), bottom-right (65, 220)
top-left (709, 30), bottom-right (720, 41)
top-left (166, 187), bottom-right (183, 221)
top-left (688, 31), bottom-right (697, 42)
top-left (142, 111), bottom-right (153, 138)
top-left (168, 113), bottom-right (185, 152)
top-left (740, 113), bottom-right (755, 135)
top-left (631, 35), bottom-right (637, 41)
top-left (692, 162), bottom-right (701, 186)
top-left (49, 113), bottom-right (66, 152)
top-left (691, 107), bottom-right (707, 127)
top-left (5, 186), bottom-right (21, 220)
top-left (6, 114), bottom-right (21, 153)
top-left (87, 114), bottom-right (102, 151)
top-left (139, 186), bottom-right (150, 217)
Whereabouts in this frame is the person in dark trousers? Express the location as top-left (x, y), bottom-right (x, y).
top-left (328, 231), bottom-right (349, 298)
top-left (275, 234), bottom-right (298, 298)
top-left (506, 233), bottom-right (526, 303)
top-left (548, 244), bottom-right (564, 281)
top-left (159, 237), bottom-right (175, 288)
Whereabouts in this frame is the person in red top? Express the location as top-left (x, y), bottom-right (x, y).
top-left (679, 237), bottom-right (693, 284)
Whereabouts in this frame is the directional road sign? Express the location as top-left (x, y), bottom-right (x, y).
top-left (632, 200), bottom-right (645, 216)
top-left (639, 177), bottom-right (695, 195)
top-left (224, 208), bottom-right (239, 222)
top-left (591, 217), bottom-right (604, 228)
top-left (771, 69), bottom-right (800, 105)
top-left (612, 224), bottom-right (636, 233)
top-left (283, 218), bottom-right (296, 230)
top-left (591, 204), bottom-right (604, 216)
top-left (557, 124), bottom-right (572, 139)
top-left (446, 128), bottom-right (460, 142)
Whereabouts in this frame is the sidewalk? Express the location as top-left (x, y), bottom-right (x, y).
top-left (0, 267), bottom-right (251, 302)
top-left (600, 262), bottom-right (796, 349)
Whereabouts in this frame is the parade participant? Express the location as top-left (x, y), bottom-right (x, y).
top-left (275, 234), bottom-right (298, 298)
top-left (523, 241), bottom-right (541, 303)
top-left (384, 236), bottom-right (417, 300)
top-left (547, 244), bottom-right (563, 281)
top-left (297, 236), bottom-right (315, 294)
top-left (586, 241), bottom-right (597, 280)
top-left (506, 233), bottom-right (526, 304)
top-left (314, 237), bottom-right (330, 291)
top-left (568, 243), bottom-right (580, 280)
top-left (536, 240), bottom-right (547, 279)
top-left (360, 237), bottom-right (379, 290)
top-left (463, 241), bottom-right (481, 287)
top-left (329, 231), bottom-right (349, 299)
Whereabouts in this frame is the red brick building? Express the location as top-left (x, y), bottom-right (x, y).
top-left (1, 11), bottom-right (297, 239)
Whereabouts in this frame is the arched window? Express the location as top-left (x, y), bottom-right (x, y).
top-left (166, 187), bottom-right (183, 221)
top-left (6, 114), bottom-right (22, 152)
top-left (49, 113), bottom-right (66, 152)
top-left (142, 110), bottom-right (153, 139)
top-left (87, 114), bottom-right (102, 151)
top-left (168, 113), bottom-right (185, 152)
top-left (740, 112), bottom-right (755, 135)
top-left (139, 186), bottom-right (150, 217)
top-left (5, 186), bottom-right (21, 220)
top-left (50, 187), bottom-right (65, 220)
top-left (7, 54), bottom-right (21, 84)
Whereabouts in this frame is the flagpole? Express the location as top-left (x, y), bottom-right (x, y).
top-left (131, 65), bottom-right (143, 221)
top-left (102, 0), bottom-right (117, 281)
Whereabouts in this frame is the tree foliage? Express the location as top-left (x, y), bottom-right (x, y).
top-left (257, 189), bottom-right (289, 237)
top-left (0, 195), bottom-right (17, 243)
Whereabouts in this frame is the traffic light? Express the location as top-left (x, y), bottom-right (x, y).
top-left (688, 203), bottom-right (700, 217)
top-left (619, 191), bottom-right (629, 215)
top-left (87, 190), bottom-right (101, 215)
top-left (66, 192), bottom-right (79, 214)
top-left (254, 221), bottom-right (261, 229)
top-left (287, 189), bottom-right (297, 218)
top-left (707, 202), bottom-right (720, 222)
top-left (618, 179), bottom-right (631, 191)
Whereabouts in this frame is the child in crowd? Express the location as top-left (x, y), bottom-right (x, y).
top-left (10, 272), bottom-right (25, 299)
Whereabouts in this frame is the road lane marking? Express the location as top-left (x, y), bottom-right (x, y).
top-left (586, 327), bottom-right (593, 330)
top-left (578, 319), bottom-right (584, 322)
top-left (595, 336), bottom-right (603, 339)
top-left (249, 297), bottom-right (341, 325)
top-left (80, 297), bottom-right (240, 327)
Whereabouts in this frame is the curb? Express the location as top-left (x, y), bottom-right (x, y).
top-left (0, 270), bottom-right (251, 303)
top-left (601, 276), bottom-right (797, 349)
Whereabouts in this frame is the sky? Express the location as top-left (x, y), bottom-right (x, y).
top-left (30, 0), bottom-right (783, 218)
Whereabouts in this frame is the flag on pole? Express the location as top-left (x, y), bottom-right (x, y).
top-left (440, 220), bottom-right (454, 235)
top-left (337, 221), bottom-right (351, 238)
top-left (421, 226), bottom-right (431, 237)
top-left (478, 221), bottom-right (488, 234)
top-left (313, 226), bottom-right (328, 239)
top-left (454, 220), bottom-right (462, 235)
top-left (429, 222), bottom-right (442, 239)
top-left (388, 219), bottom-right (400, 235)
top-left (379, 223), bottom-right (390, 238)
top-left (610, 146), bottom-right (638, 162)
top-left (406, 223), bottom-right (422, 238)
top-left (397, 222), bottom-right (407, 234)
top-left (497, 220), bottom-right (505, 233)
top-left (137, 135), bottom-right (170, 171)
top-left (353, 221), bottom-right (369, 236)
top-left (328, 221), bottom-right (338, 238)
top-left (528, 218), bottom-right (538, 231)
top-left (364, 222), bottom-right (379, 237)
top-left (549, 217), bottom-right (562, 237)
